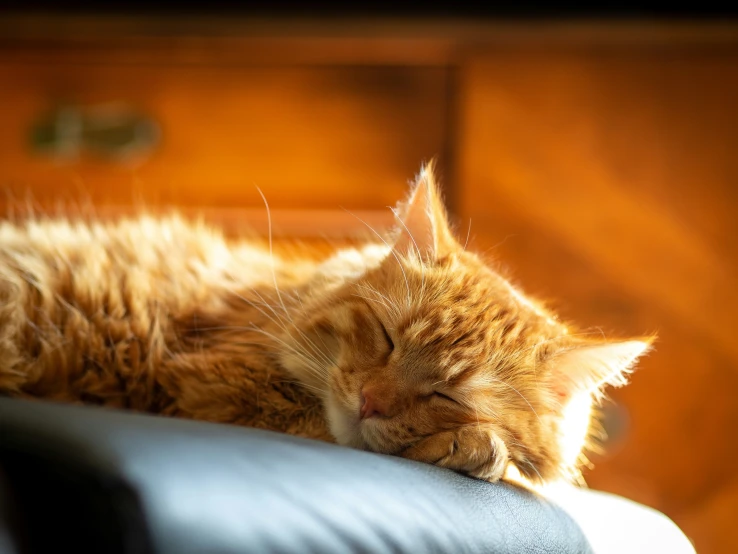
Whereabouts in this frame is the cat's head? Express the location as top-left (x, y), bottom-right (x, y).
top-left (280, 163), bottom-right (652, 482)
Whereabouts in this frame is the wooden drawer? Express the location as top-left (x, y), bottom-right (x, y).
top-left (0, 51), bottom-right (450, 234)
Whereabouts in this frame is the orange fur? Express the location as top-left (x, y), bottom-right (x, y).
top-left (0, 163), bottom-right (652, 484)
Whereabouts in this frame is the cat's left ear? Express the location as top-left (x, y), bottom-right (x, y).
top-left (390, 161), bottom-right (457, 261)
top-left (545, 338), bottom-right (654, 401)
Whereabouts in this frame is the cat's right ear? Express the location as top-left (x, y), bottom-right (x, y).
top-left (388, 162), bottom-right (456, 262)
top-left (544, 338), bottom-right (654, 402)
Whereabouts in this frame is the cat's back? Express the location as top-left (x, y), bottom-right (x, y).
top-left (0, 215), bottom-right (282, 400)
top-left (0, 215), bottom-right (279, 307)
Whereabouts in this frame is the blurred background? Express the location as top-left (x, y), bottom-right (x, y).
top-left (1, 4), bottom-right (737, 552)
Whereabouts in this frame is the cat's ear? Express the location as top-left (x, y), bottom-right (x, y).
top-left (545, 338), bottom-right (654, 401)
top-left (390, 161), bottom-right (456, 261)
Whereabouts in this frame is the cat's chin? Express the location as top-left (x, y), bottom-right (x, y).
top-left (324, 394), bottom-right (367, 450)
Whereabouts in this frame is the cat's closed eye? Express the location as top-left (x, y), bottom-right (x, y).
top-left (431, 391), bottom-right (459, 404)
top-left (379, 322), bottom-right (394, 353)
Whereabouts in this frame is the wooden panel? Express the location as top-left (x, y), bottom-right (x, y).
top-left (0, 59), bottom-right (449, 217)
top-left (457, 47), bottom-right (738, 553)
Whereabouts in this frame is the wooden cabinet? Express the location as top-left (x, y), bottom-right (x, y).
top-left (1, 17), bottom-right (737, 553)
top-left (0, 27), bottom-right (452, 235)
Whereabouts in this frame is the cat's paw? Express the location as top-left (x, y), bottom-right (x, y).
top-left (400, 425), bottom-right (510, 482)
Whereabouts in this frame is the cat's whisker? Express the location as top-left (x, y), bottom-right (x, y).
top-left (178, 323), bottom-right (323, 382)
top-left (248, 289), bottom-right (295, 333)
top-left (248, 325), bottom-right (329, 380)
top-left (354, 283), bottom-right (392, 303)
top-left (275, 379), bottom-right (328, 394)
top-left (515, 329), bottom-right (616, 362)
top-left (234, 288), bottom-right (323, 369)
top-left (256, 186), bottom-right (292, 322)
top-left (488, 377), bottom-right (542, 425)
top-left (281, 338), bottom-right (328, 378)
top-left (351, 293), bottom-right (394, 313)
top-left (461, 360), bottom-right (543, 423)
top-left (480, 234), bottom-right (517, 257)
top-left (389, 205), bottom-right (426, 302)
top-left (237, 294), bottom-right (286, 326)
top-left (463, 218), bottom-right (472, 251)
top-left (249, 288), bottom-right (334, 369)
top-left (295, 332), bottom-right (334, 369)
top-left (180, 324), bottom-right (254, 333)
top-left (461, 395), bottom-right (500, 426)
top-left (249, 289), bottom-right (288, 317)
top-left (192, 327), bottom-right (327, 383)
top-left (470, 397), bottom-right (483, 432)
top-left (221, 303), bottom-right (327, 374)
top-left (271, 379), bottom-right (328, 397)
top-left (282, 316), bottom-right (335, 369)
top-left (275, 346), bottom-right (328, 383)
top-left (232, 290), bottom-right (295, 341)
top-left (354, 283), bottom-right (402, 319)
top-left (291, 290), bottom-right (335, 364)
top-left (297, 298), bottom-right (337, 367)
top-left (591, 326), bottom-right (607, 340)
top-left (342, 207), bottom-right (412, 307)
top-left (285, 316), bottom-right (334, 367)
top-left (518, 457), bottom-right (544, 483)
top-left (268, 360), bottom-right (328, 390)
top-left (218, 334), bottom-right (327, 386)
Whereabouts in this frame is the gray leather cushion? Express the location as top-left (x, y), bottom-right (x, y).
top-left (0, 397), bottom-right (592, 554)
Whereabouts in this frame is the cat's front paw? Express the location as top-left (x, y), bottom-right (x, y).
top-left (400, 425), bottom-right (510, 482)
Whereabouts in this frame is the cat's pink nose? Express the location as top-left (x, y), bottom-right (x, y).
top-left (360, 386), bottom-right (383, 419)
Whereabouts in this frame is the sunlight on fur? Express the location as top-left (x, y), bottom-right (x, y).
top-left (0, 162), bottom-right (653, 486)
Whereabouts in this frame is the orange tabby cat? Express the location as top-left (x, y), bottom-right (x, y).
top-left (0, 163), bottom-right (652, 484)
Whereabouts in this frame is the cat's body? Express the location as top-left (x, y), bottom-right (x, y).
top-left (0, 165), bottom-right (652, 485)
top-left (0, 215), bottom-right (333, 439)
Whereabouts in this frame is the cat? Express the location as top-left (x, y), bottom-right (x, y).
top-left (0, 162), bottom-right (652, 485)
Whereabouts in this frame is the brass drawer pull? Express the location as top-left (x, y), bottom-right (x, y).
top-left (30, 103), bottom-right (160, 162)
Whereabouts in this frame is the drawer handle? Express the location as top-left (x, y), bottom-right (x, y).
top-left (30, 103), bottom-right (160, 162)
